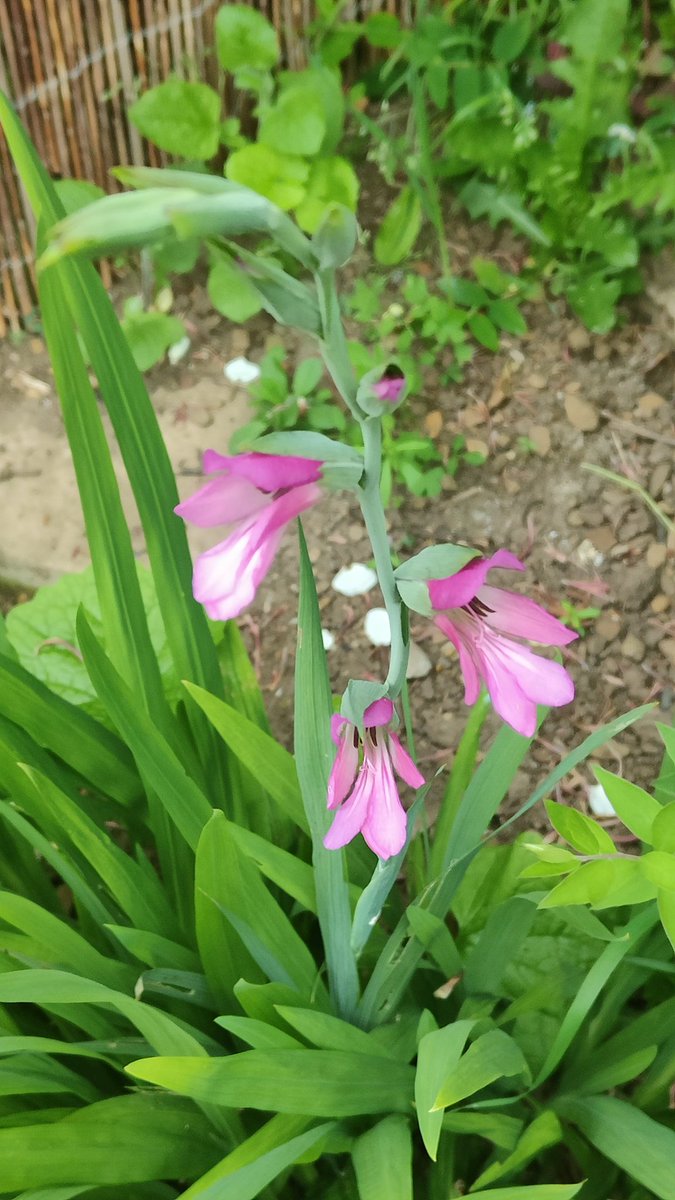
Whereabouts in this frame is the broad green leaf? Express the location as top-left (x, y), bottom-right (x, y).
top-left (442, 1110), bottom-right (522, 1151)
top-left (295, 525), bottom-right (358, 1018)
top-left (0, 1053), bottom-right (98, 1101)
top-left (181, 1118), bottom-right (332, 1199)
top-left (207, 252), bottom-right (264, 321)
top-left (0, 892), bottom-right (131, 991)
top-left (559, 1095), bottom-right (675, 1199)
top-left (429, 693), bottom-right (490, 879)
top-left (492, 14), bottom-right (532, 62)
top-left (275, 1007), bottom-right (393, 1058)
top-left (352, 1115), bottom-right (412, 1200)
top-left (104, 926), bottom-right (200, 972)
top-left (0, 654), bottom-right (139, 806)
top-left (295, 157), bottom-right (359, 234)
top-left (539, 858), bottom-right (656, 910)
top-left (658, 887), bottom-right (675, 952)
top-left (182, 682), bottom-right (307, 832)
top-left (215, 4), bottom-right (279, 71)
top-left (487, 299), bottom-right (527, 335)
top-left (227, 824), bottom-right (317, 911)
top-left (465, 1189), bottom-right (582, 1200)
top-left (405, 907), bottom-right (462, 978)
top-left (565, 274), bottom-right (621, 334)
top-left (0, 1094), bottom-right (218, 1189)
top-left (463, 896), bottom-right (537, 995)
top-left (594, 766), bottom-right (661, 841)
top-left (640, 850), bottom-right (675, 891)
top-left (129, 81), bottom-right (221, 159)
top-left (225, 144), bottom-right (309, 211)
top-left (259, 87), bottom-right (326, 157)
top-left (0, 970), bottom-right (206, 1056)
top-left (121, 307), bottom-right (186, 372)
top-left (472, 1111), bottom-right (562, 1189)
top-left (215, 1016), bottom-right (302, 1050)
top-left (652, 803), bottom-right (675, 853)
top-left (196, 811), bottom-right (321, 1000)
top-left (374, 186), bottom-right (422, 266)
top-left (468, 313), bottom-right (500, 352)
top-left (127, 1050), bottom-right (414, 1116)
top-left (416, 1021), bottom-right (474, 1160)
top-left (545, 799), bottom-right (615, 855)
top-left (433, 1030), bottom-right (528, 1109)
top-left (571, 1045), bottom-right (657, 1095)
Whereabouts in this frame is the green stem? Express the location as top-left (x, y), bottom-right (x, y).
top-left (410, 69), bottom-right (450, 277)
top-left (359, 418), bottom-right (409, 698)
top-left (314, 266), bottom-right (360, 417)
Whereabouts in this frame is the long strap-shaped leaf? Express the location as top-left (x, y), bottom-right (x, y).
top-left (0, 92), bottom-right (230, 801)
top-left (294, 525), bottom-right (359, 1019)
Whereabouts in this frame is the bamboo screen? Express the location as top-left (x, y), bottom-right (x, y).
top-left (0, 0), bottom-right (401, 336)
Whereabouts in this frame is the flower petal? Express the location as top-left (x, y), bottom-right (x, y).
top-left (435, 615), bottom-right (482, 705)
top-left (323, 770), bottom-right (371, 850)
top-left (428, 549), bottom-right (525, 611)
top-left (491, 638), bottom-right (576, 708)
top-left (479, 586), bottom-right (577, 647)
top-left (175, 475), bottom-right (269, 528)
top-left (327, 730), bottom-right (359, 810)
top-left (360, 748), bottom-right (408, 860)
top-left (363, 697), bottom-right (394, 728)
top-left (388, 733), bottom-right (425, 790)
top-left (203, 450), bottom-right (322, 492)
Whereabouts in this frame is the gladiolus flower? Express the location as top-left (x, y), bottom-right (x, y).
top-left (429, 549), bottom-right (577, 738)
top-left (175, 451), bottom-right (322, 621)
top-left (324, 698), bottom-right (424, 860)
top-left (372, 365), bottom-right (406, 405)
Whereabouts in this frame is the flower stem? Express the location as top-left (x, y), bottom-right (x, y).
top-left (359, 417), bottom-right (409, 698)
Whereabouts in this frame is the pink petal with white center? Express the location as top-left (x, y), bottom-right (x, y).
top-left (202, 450), bottom-right (322, 492)
top-left (174, 475), bottom-right (269, 528)
top-left (327, 729), bottom-right (359, 810)
top-left (388, 733), bottom-right (425, 790)
top-left (479, 585), bottom-right (577, 647)
top-left (435, 615), bottom-right (482, 705)
top-left (323, 769), bottom-right (372, 850)
top-left (192, 482), bottom-right (320, 621)
top-left (363, 697), bottom-right (394, 728)
top-left (360, 746), bottom-right (408, 860)
top-left (428, 549), bottom-right (525, 611)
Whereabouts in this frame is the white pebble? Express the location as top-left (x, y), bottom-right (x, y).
top-left (321, 629), bottom-right (335, 651)
top-left (331, 562), bottom-right (378, 597)
top-left (364, 608), bottom-right (391, 647)
top-left (168, 335), bottom-right (191, 365)
top-left (587, 782), bottom-right (616, 818)
top-left (224, 356), bottom-right (261, 385)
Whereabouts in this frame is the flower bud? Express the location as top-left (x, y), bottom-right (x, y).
top-left (356, 362), bottom-right (408, 417)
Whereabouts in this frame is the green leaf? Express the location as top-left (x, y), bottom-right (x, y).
top-left (416, 1021), bottom-right (474, 1160)
top-left (295, 524), bottom-right (359, 1017)
top-left (0, 1053), bottom-right (99, 1101)
top-left (295, 157), bottom-right (359, 235)
top-left (207, 253), bottom-right (263, 321)
top-left (565, 274), bottom-right (621, 334)
top-left (275, 1007), bottom-right (393, 1058)
top-left (465, 1188), bottom-right (582, 1200)
top-left (129, 81), bottom-right (222, 159)
top-left (293, 357), bottom-right (325, 395)
top-left (658, 888), bottom-right (675, 952)
top-left (472, 1111), bottom-right (562, 1189)
top-left (121, 307), bottom-right (186, 372)
top-left (492, 15), bottom-right (532, 62)
top-left (395, 543), bottom-right (479, 583)
top-left (540, 858), bottom-right (656, 910)
top-left (0, 892), bottom-right (131, 991)
top-left (259, 87), bottom-right (326, 157)
top-left (459, 179), bottom-right (551, 246)
top-left (127, 1050), bottom-right (414, 1117)
top-left (652, 803), bottom-right (675, 853)
top-left (559, 1095), bottom-right (675, 1199)
top-left (54, 178), bottom-right (105, 215)
top-left (375, 186), bottom-right (423, 267)
top-left (463, 896), bottom-right (538, 996)
top-left (364, 12), bottom-right (402, 49)
top-left (468, 313), bottom-right (500, 351)
top-left (593, 766), bottom-right (661, 842)
top-left (487, 299), bottom-right (527, 336)
top-left (180, 1118), bottom-right (332, 1199)
top-left (0, 1094), bottom-right (218, 1189)
top-left (352, 1115), bottom-right (412, 1200)
top-left (215, 4), bottom-right (279, 72)
top-left (545, 799), bottom-right (615, 855)
top-left (433, 1030), bottom-right (528, 1109)
top-left (225, 144), bottom-right (309, 210)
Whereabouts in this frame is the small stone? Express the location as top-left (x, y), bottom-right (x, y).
top-left (596, 611), bottom-right (623, 641)
top-left (621, 633), bottom-right (645, 662)
top-left (565, 393), bottom-right (599, 432)
top-left (594, 340), bottom-right (611, 361)
top-left (424, 410), bottom-right (443, 438)
top-left (406, 641), bottom-right (433, 680)
top-left (465, 437), bottom-right (489, 458)
top-left (321, 629), bottom-right (335, 651)
top-left (228, 328), bottom-right (251, 355)
top-left (588, 525), bottom-right (616, 553)
top-left (224, 356), bottom-right (260, 385)
top-left (364, 608), bottom-right (391, 647)
top-left (651, 593), bottom-right (671, 613)
top-left (646, 541), bottom-right (668, 569)
top-left (635, 391), bottom-right (666, 416)
top-left (331, 562), bottom-right (378, 597)
top-left (622, 560), bottom-right (659, 610)
top-left (587, 781), bottom-right (616, 818)
top-left (568, 326), bottom-right (592, 352)
top-left (650, 462), bottom-right (671, 498)
top-left (567, 508), bottom-right (585, 528)
top-left (528, 424), bottom-right (551, 455)
top-left (527, 372), bottom-right (547, 390)
top-left (661, 638), bottom-right (675, 669)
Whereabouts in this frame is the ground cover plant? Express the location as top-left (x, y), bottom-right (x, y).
top-left (1, 42), bottom-right (675, 1200)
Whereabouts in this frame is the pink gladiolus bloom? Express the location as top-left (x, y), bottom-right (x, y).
top-left (373, 366), bottom-right (405, 405)
top-left (428, 549), bottom-right (577, 738)
top-left (175, 451), bottom-right (322, 621)
top-left (324, 697), bottom-right (425, 860)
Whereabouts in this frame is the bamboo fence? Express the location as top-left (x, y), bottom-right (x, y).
top-left (0, 0), bottom-right (404, 335)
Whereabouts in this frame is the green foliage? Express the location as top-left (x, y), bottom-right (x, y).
top-left (129, 79), bottom-right (222, 159)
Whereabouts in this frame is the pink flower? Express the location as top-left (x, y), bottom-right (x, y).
top-left (428, 549), bottom-right (577, 738)
top-left (175, 451), bottom-right (322, 621)
top-left (373, 366), bottom-right (405, 405)
top-left (324, 698), bottom-right (425, 860)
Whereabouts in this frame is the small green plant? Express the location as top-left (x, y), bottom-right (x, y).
top-left (560, 598), bottom-right (601, 638)
top-left (231, 346), bottom-right (346, 451)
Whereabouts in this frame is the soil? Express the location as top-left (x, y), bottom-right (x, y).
top-left (1, 189), bottom-right (673, 838)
